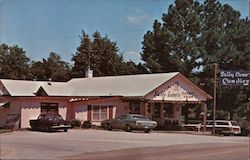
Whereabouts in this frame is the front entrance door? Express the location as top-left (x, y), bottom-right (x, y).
top-left (152, 103), bottom-right (161, 125)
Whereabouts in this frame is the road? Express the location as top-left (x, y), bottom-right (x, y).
top-left (66, 143), bottom-right (249, 160)
top-left (0, 129), bottom-right (249, 160)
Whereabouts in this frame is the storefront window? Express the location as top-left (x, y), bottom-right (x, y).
top-left (41, 103), bottom-right (58, 114)
top-left (129, 101), bottom-right (140, 114)
top-left (153, 103), bottom-right (161, 118)
top-left (92, 106), bottom-right (108, 121)
top-left (164, 103), bottom-right (174, 118)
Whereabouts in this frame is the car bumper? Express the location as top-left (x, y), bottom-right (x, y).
top-left (221, 130), bottom-right (241, 135)
top-left (134, 124), bottom-right (157, 130)
top-left (51, 125), bottom-right (71, 130)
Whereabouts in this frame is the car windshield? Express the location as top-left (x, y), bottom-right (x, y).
top-left (117, 115), bottom-right (127, 120)
top-left (132, 115), bottom-right (147, 120)
top-left (46, 114), bottom-right (63, 121)
top-left (206, 121), bottom-right (213, 125)
top-left (231, 121), bottom-right (238, 126)
top-left (216, 121), bottom-right (229, 125)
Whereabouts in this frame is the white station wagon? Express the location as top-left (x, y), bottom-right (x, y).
top-left (205, 120), bottom-right (241, 135)
top-left (182, 120), bottom-right (241, 135)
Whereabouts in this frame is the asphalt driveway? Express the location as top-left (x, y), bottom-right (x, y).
top-left (0, 129), bottom-right (249, 159)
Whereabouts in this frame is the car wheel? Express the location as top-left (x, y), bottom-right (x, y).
top-left (101, 123), bottom-right (106, 129)
top-left (125, 124), bottom-right (132, 132)
top-left (45, 126), bottom-right (51, 132)
top-left (215, 130), bottom-right (222, 135)
top-left (107, 123), bottom-right (112, 131)
top-left (64, 129), bottom-right (68, 132)
top-left (145, 129), bottom-right (151, 133)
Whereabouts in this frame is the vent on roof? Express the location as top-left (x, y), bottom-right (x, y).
top-left (48, 78), bottom-right (52, 85)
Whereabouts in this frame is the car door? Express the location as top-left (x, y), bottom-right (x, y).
top-left (206, 121), bottom-right (213, 131)
top-left (112, 115), bottom-right (127, 129)
top-left (37, 115), bottom-right (46, 130)
top-left (40, 115), bottom-right (49, 130)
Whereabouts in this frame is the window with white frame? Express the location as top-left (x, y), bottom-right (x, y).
top-left (41, 103), bottom-right (58, 114)
top-left (164, 103), bottom-right (174, 118)
top-left (129, 101), bottom-right (140, 114)
top-left (92, 106), bottom-right (108, 121)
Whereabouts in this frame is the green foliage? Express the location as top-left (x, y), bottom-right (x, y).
top-left (30, 52), bottom-right (71, 81)
top-left (72, 31), bottom-right (123, 77)
top-left (215, 110), bottom-right (230, 120)
top-left (141, 0), bottom-right (203, 76)
top-left (71, 31), bottom-right (144, 77)
top-left (0, 44), bottom-right (30, 79)
top-left (82, 121), bottom-right (91, 128)
top-left (70, 119), bottom-right (82, 128)
top-left (141, 0), bottom-right (250, 120)
top-left (0, 44), bottom-right (71, 81)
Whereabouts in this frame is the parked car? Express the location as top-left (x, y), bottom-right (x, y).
top-left (182, 120), bottom-right (241, 135)
top-left (182, 123), bottom-right (201, 131)
top-left (30, 113), bottom-right (71, 132)
top-left (102, 114), bottom-right (157, 133)
top-left (204, 120), bottom-right (241, 135)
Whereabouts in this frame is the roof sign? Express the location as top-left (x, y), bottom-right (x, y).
top-left (220, 71), bottom-right (250, 86)
top-left (152, 82), bottom-right (198, 101)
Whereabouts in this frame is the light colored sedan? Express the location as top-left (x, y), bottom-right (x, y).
top-left (102, 114), bottom-right (157, 133)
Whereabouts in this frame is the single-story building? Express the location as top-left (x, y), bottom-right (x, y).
top-left (0, 70), bottom-right (211, 129)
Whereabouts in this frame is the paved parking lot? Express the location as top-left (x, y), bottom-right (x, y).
top-left (0, 129), bottom-right (249, 159)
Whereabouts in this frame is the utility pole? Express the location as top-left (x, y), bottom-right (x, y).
top-left (213, 63), bottom-right (218, 135)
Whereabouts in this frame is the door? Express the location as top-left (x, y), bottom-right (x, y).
top-left (112, 115), bottom-right (127, 129)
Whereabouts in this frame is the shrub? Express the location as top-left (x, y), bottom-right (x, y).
top-left (70, 119), bottom-right (81, 128)
top-left (82, 121), bottom-right (91, 128)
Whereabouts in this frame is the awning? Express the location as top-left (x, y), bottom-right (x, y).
top-left (0, 102), bottom-right (10, 109)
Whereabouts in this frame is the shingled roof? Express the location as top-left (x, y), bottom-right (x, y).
top-left (68, 72), bottom-right (179, 97)
top-left (0, 80), bottom-right (71, 96)
top-left (0, 72), bottom-right (180, 97)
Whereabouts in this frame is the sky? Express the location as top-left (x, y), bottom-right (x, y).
top-left (0, 0), bottom-right (249, 64)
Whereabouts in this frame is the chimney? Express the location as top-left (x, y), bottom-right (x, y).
top-left (85, 66), bottom-right (93, 78)
top-left (48, 78), bottom-right (52, 85)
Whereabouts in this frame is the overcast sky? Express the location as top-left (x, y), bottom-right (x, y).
top-left (0, 0), bottom-right (249, 63)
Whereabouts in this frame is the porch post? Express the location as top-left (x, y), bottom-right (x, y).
top-left (69, 102), bottom-right (75, 120)
top-left (150, 103), bottom-right (154, 119)
top-left (140, 101), bottom-right (144, 116)
top-left (160, 102), bottom-right (164, 119)
top-left (144, 102), bottom-right (148, 118)
top-left (203, 103), bottom-right (207, 132)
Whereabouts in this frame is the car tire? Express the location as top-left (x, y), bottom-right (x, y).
top-left (145, 129), bottom-right (151, 133)
top-left (125, 124), bottom-right (132, 132)
top-left (64, 129), bottom-right (68, 132)
top-left (45, 126), bottom-right (51, 132)
top-left (107, 123), bottom-right (112, 131)
top-left (215, 130), bottom-right (222, 135)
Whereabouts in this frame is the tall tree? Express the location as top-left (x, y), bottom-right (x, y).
top-left (140, 0), bottom-right (250, 118)
top-left (30, 52), bottom-right (71, 81)
top-left (198, 1), bottom-right (250, 117)
top-left (72, 31), bottom-right (137, 77)
top-left (0, 44), bottom-right (30, 79)
top-left (141, 0), bottom-right (203, 77)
